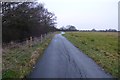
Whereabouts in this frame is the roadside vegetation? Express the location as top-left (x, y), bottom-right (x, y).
top-left (2, 2), bottom-right (58, 78)
top-left (2, 33), bottom-right (55, 78)
top-left (63, 32), bottom-right (119, 77)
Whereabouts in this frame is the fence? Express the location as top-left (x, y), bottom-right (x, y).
top-left (2, 32), bottom-right (54, 49)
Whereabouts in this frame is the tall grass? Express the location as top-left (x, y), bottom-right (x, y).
top-left (2, 33), bottom-right (55, 78)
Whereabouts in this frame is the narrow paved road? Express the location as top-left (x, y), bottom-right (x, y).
top-left (28, 34), bottom-right (112, 78)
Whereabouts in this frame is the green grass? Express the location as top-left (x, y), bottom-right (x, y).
top-left (2, 34), bottom-right (55, 78)
top-left (63, 32), bottom-right (119, 77)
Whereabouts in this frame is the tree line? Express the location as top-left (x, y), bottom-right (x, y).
top-left (59, 25), bottom-right (78, 31)
top-left (2, 2), bottom-right (57, 43)
top-left (79, 29), bottom-right (117, 32)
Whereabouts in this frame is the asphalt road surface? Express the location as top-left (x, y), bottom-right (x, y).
top-left (28, 34), bottom-right (112, 78)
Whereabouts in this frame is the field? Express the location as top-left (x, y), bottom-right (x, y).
top-left (63, 32), bottom-right (119, 77)
top-left (2, 33), bottom-right (55, 78)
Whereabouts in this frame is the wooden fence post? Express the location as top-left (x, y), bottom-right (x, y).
top-left (44, 34), bottom-right (46, 40)
top-left (30, 36), bottom-right (33, 47)
top-left (41, 35), bottom-right (43, 43)
top-left (26, 39), bottom-right (29, 47)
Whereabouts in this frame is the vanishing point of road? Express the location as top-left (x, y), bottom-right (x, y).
top-left (28, 33), bottom-right (112, 78)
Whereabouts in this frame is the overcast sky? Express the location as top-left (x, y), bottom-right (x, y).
top-left (38, 0), bottom-right (119, 30)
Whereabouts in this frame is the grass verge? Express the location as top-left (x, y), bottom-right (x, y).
top-left (63, 32), bottom-right (119, 77)
top-left (2, 33), bottom-right (55, 78)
